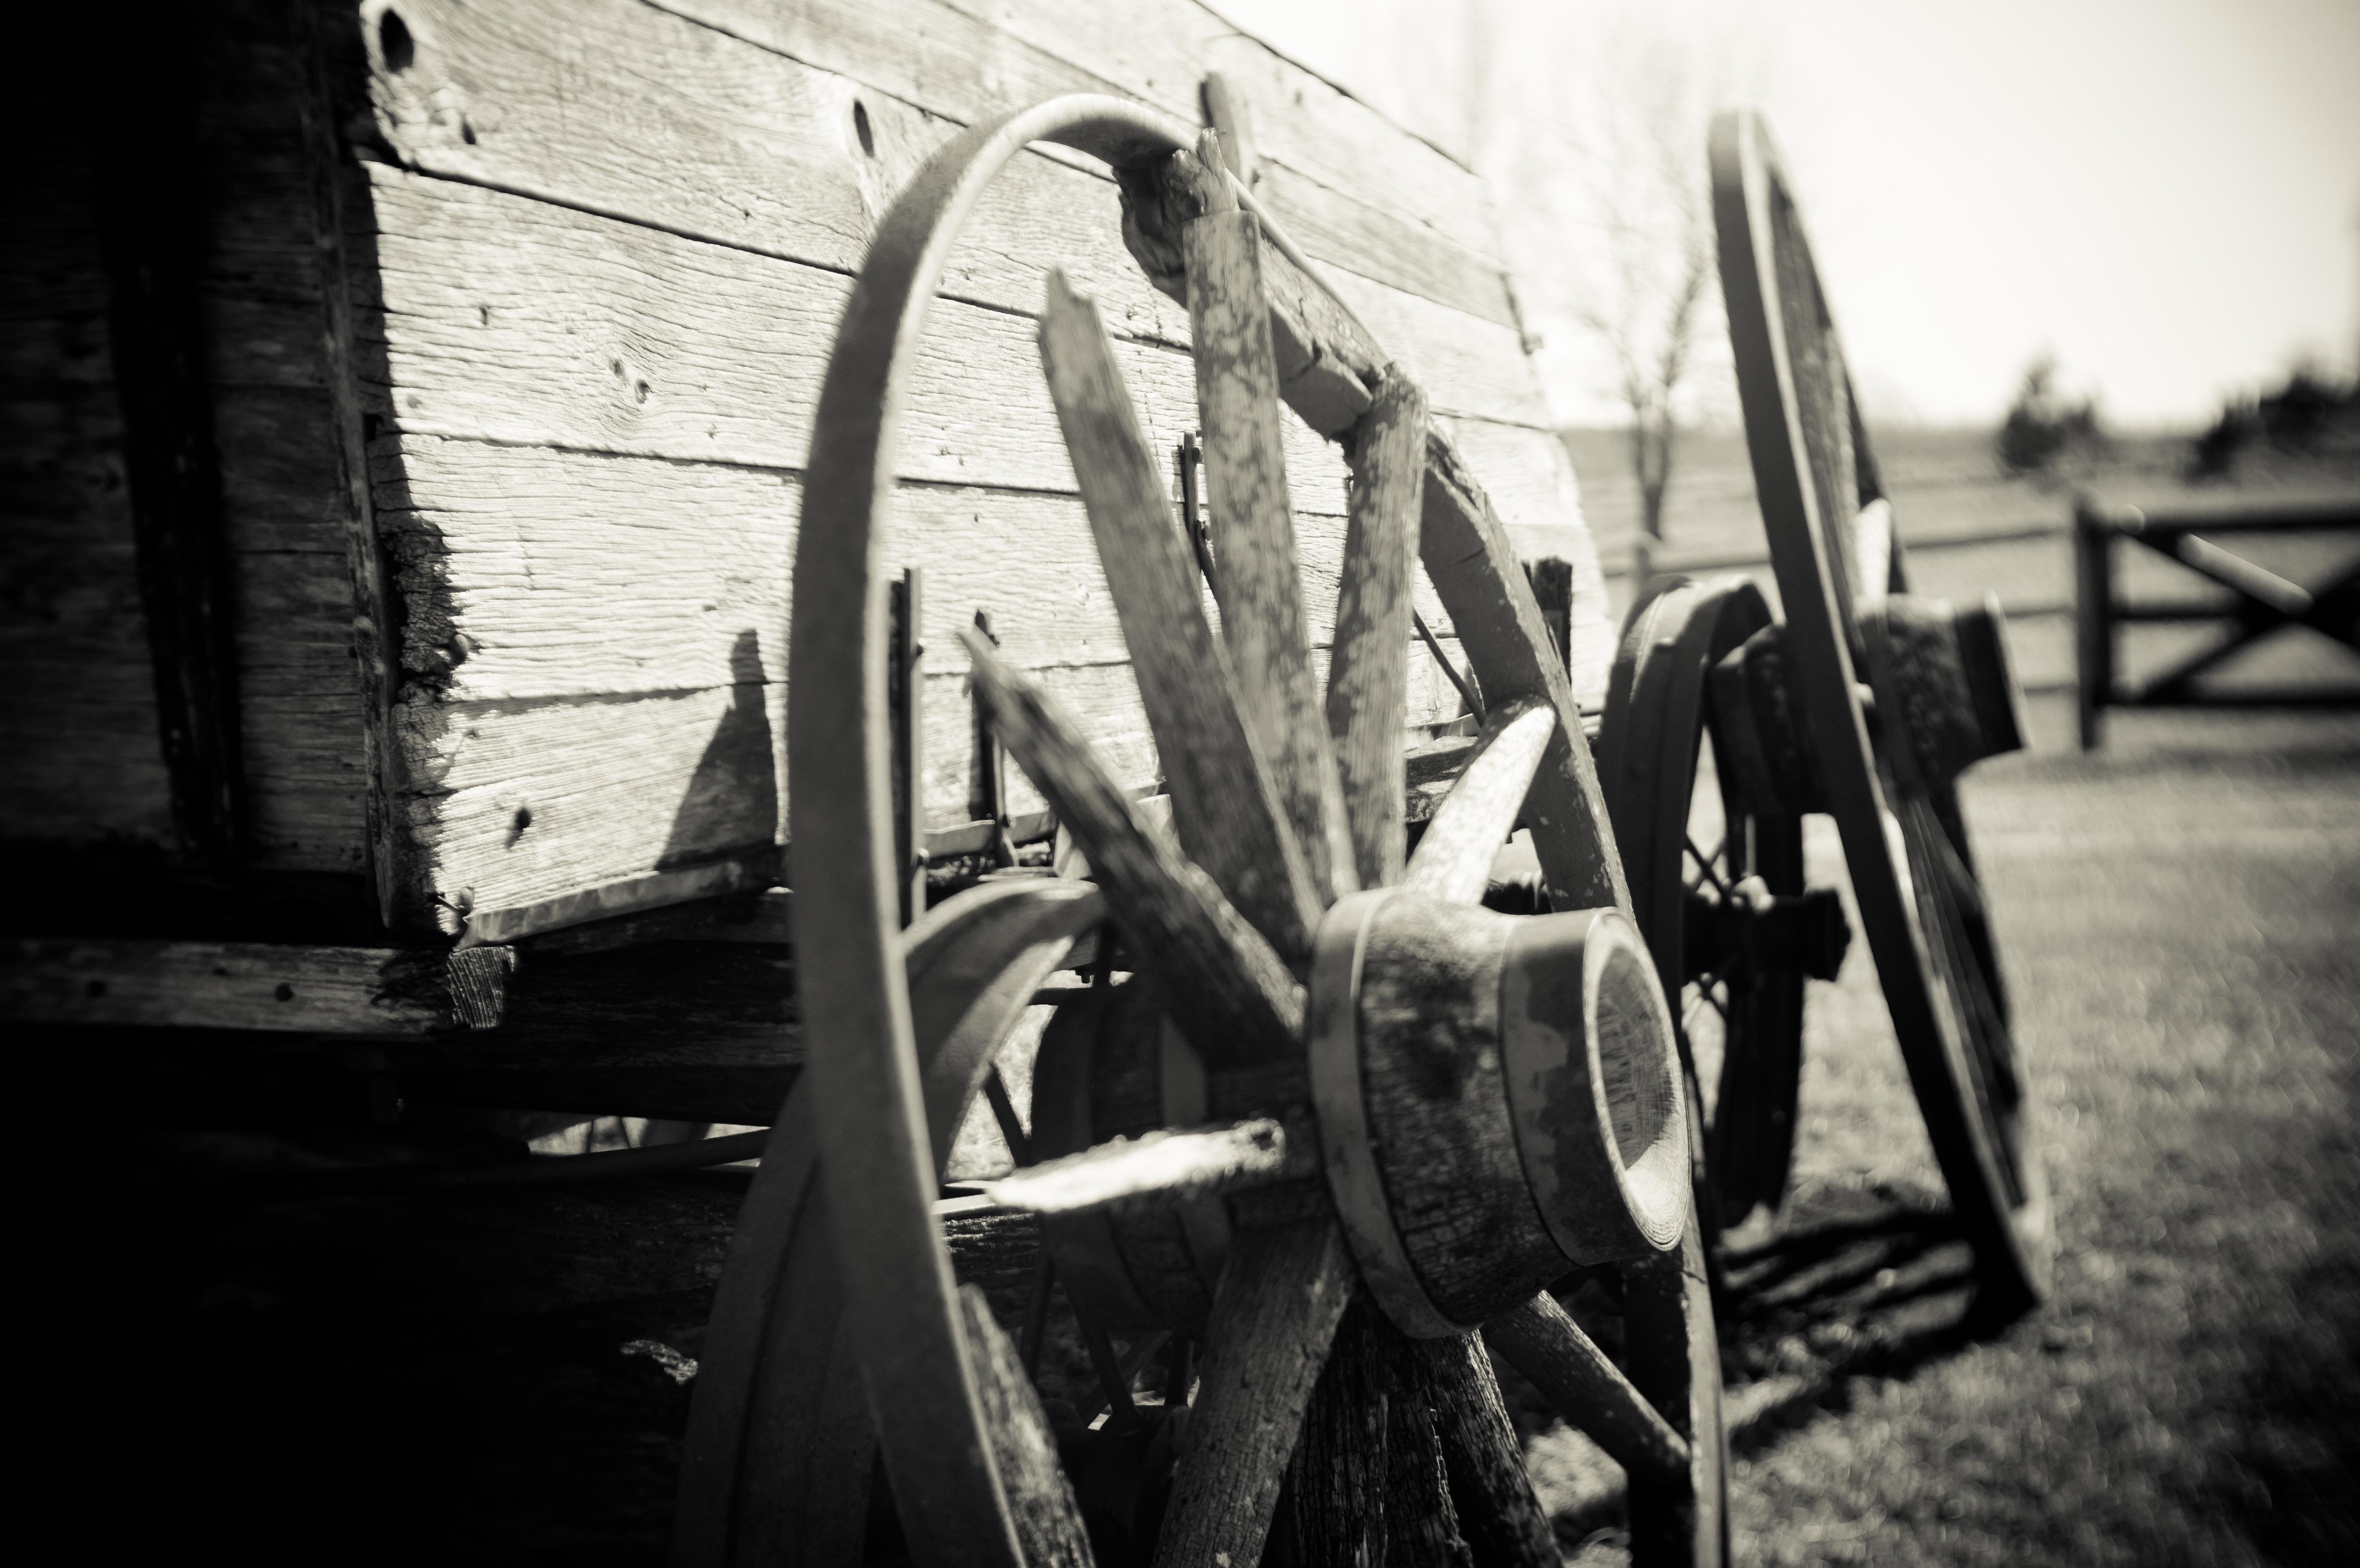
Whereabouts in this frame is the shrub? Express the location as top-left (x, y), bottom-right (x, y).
top-left (1995, 355), bottom-right (2103, 478)
top-left (2184, 401), bottom-right (2255, 481)
top-left (2186, 368), bottom-right (2356, 480)
top-left (2259, 368), bottom-right (2343, 453)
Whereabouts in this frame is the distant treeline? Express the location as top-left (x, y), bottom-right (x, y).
top-left (1995, 356), bottom-right (2359, 482)
top-left (2185, 368), bottom-right (2360, 480)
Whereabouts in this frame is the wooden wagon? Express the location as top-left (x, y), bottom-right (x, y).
top-left (5, 3), bottom-right (2046, 1562)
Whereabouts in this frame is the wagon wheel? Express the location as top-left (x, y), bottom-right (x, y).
top-left (1709, 110), bottom-right (2049, 1311)
top-left (675, 97), bottom-right (1729, 1567)
top-left (1598, 576), bottom-right (1833, 1237)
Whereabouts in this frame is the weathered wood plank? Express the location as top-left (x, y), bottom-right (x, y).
top-left (301, 0), bottom-right (415, 919)
top-left (118, 2), bottom-right (375, 879)
top-left (372, 436), bottom-right (1481, 705)
top-left (1252, 159), bottom-right (1514, 329)
top-left (367, 425), bottom-right (1493, 929)
top-left (324, 0), bottom-right (1604, 935)
top-left (396, 676), bottom-right (787, 933)
top-left (89, 4), bottom-right (250, 866)
top-left (357, 0), bottom-right (1541, 426)
top-left (653, 0), bottom-right (1507, 268)
top-left (0, 4), bottom-right (367, 871)
top-left (359, 169), bottom-right (1356, 508)
top-left (0, 936), bottom-right (506, 1034)
top-left (362, 0), bottom-right (1190, 336)
top-left (213, 387), bottom-right (371, 873)
top-left (6, 0), bottom-right (373, 882)
top-left (1328, 271), bottom-right (1549, 429)
top-left (518, 888), bottom-right (795, 953)
top-left (0, 380), bottom-right (177, 848)
top-left (425, 940), bottom-right (795, 1066)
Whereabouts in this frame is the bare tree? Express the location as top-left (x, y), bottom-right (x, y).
top-left (1578, 131), bottom-right (1716, 551)
top-left (1478, 6), bottom-right (1758, 576)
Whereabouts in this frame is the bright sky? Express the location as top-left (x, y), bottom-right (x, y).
top-left (1214, 0), bottom-right (2360, 428)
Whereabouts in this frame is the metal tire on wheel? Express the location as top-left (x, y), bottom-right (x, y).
top-left (1709, 109), bottom-right (2050, 1313)
top-left (678, 95), bottom-right (1731, 1568)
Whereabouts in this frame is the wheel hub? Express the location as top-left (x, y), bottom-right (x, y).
top-left (1683, 878), bottom-right (1852, 984)
top-left (1308, 890), bottom-right (1688, 1337)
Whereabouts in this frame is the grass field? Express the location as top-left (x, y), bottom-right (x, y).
top-left (1692, 709), bottom-right (2360, 1567)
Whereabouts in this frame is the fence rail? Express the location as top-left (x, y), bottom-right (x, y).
top-left (2073, 498), bottom-right (2360, 747)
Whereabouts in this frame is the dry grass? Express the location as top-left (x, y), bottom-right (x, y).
top-left (1518, 712), bottom-right (2360, 1566)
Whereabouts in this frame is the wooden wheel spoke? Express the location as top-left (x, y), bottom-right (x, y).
top-left (958, 1286), bottom-right (1096, 1565)
top-left (1180, 132), bottom-right (1357, 907)
top-left (1424, 1333), bottom-right (1560, 1566)
top-left (1485, 1290), bottom-right (1691, 1485)
top-left (1036, 269), bottom-right (1323, 960)
top-left (1326, 373), bottom-right (1430, 889)
top-left (982, 1113), bottom-right (1318, 1217)
top-left (1153, 1217), bottom-right (1360, 1568)
top-left (1401, 698), bottom-right (1557, 906)
top-left (962, 631), bottom-right (1304, 1068)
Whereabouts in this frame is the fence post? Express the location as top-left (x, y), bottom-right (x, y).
top-left (2072, 500), bottom-right (2113, 750)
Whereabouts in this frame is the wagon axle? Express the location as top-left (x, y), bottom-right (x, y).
top-left (1679, 879), bottom-right (1851, 987)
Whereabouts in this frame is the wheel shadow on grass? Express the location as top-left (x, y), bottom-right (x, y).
top-left (1513, 1180), bottom-right (2017, 1559)
top-left (1715, 1180), bottom-right (2011, 1453)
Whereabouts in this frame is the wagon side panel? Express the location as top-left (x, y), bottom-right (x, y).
top-left (328, 0), bottom-right (1604, 938)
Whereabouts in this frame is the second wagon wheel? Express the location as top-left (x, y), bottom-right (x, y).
top-left (1708, 110), bottom-right (2050, 1312)
top-left (676, 97), bottom-right (1729, 1567)
top-left (1598, 575), bottom-right (1844, 1238)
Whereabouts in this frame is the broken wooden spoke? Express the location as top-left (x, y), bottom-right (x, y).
top-left (1035, 269), bottom-right (1323, 960)
top-left (1182, 131), bottom-right (1357, 906)
top-left (958, 1286), bottom-right (1095, 1567)
top-left (982, 1116), bottom-right (1316, 1218)
top-left (1327, 372), bottom-right (1429, 890)
top-left (960, 631), bottom-right (1304, 1067)
top-left (1153, 1217), bottom-right (1359, 1568)
top-left (1401, 699), bottom-right (1557, 906)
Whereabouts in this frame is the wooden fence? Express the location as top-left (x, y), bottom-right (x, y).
top-left (2073, 499), bottom-right (2360, 747)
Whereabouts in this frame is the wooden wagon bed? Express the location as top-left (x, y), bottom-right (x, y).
top-left (5, 0), bottom-right (1609, 956)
